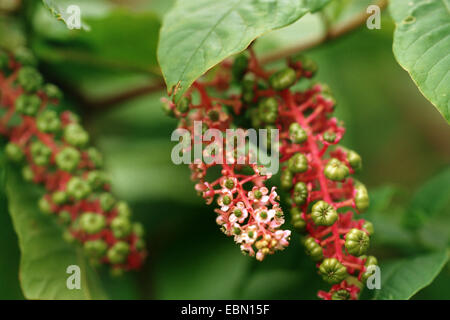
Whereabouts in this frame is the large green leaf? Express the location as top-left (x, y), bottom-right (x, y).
top-left (158, 0), bottom-right (331, 99)
top-left (374, 250), bottom-right (449, 300)
top-left (6, 167), bottom-right (107, 300)
top-left (390, 0), bottom-right (450, 123)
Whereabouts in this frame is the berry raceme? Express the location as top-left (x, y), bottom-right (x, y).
top-left (229, 50), bottom-right (377, 300)
top-left (0, 48), bottom-right (146, 273)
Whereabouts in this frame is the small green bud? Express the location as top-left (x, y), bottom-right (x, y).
top-left (319, 258), bottom-right (348, 284)
top-left (5, 143), bottom-right (24, 162)
top-left (116, 201), bottom-right (132, 218)
top-left (304, 237), bottom-right (323, 262)
top-left (107, 241), bottom-right (130, 264)
top-left (288, 153), bottom-right (308, 173)
top-left (176, 96), bottom-right (190, 113)
top-left (241, 80), bottom-right (255, 103)
top-left (365, 256), bottom-right (378, 267)
top-left (293, 181), bottom-right (308, 205)
top-left (311, 200), bottom-right (338, 226)
top-left (15, 94), bottom-right (41, 116)
top-left (293, 54), bottom-right (318, 75)
top-left (269, 68), bottom-right (297, 90)
top-left (52, 191), bottom-right (68, 205)
top-left (63, 123), bottom-right (89, 148)
top-left (111, 216), bottom-right (132, 238)
top-left (66, 177), bottom-right (91, 200)
top-left (58, 210), bottom-right (72, 225)
top-left (80, 212), bottom-right (106, 234)
top-left (55, 147), bottom-right (81, 172)
top-left (345, 228), bottom-right (370, 257)
top-left (30, 141), bottom-right (52, 166)
top-left (280, 169), bottom-right (293, 190)
top-left (290, 207), bottom-right (306, 232)
top-left (22, 165), bottom-right (34, 182)
top-left (84, 239), bottom-right (108, 258)
top-left (347, 150), bottom-right (362, 171)
top-left (362, 221), bottom-right (374, 235)
top-left (332, 289), bottom-right (350, 300)
top-left (323, 131), bottom-right (336, 143)
top-left (87, 147), bottom-right (103, 168)
top-left (43, 83), bottom-right (62, 100)
top-left (36, 110), bottom-right (61, 133)
top-left (132, 222), bottom-right (145, 237)
top-left (324, 158), bottom-right (349, 181)
top-left (86, 170), bottom-right (107, 190)
top-left (17, 66), bottom-right (43, 92)
top-left (354, 183), bottom-right (369, 213)
top-left (99, 192), bottom-right (116, 212)
top-left (289, 123), bottom-right (307, 144)
top-left (38, 196), bottom-right (53, 215)
top-left (258, 97), bottom-right (278, 123)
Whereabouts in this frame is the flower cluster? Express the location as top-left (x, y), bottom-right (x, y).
top-left (0, 48), bottom-right (146, 273)
top-left (233, 49), bottom-right (377, 299)
top-left (163, 73), bottom-right (291, 261)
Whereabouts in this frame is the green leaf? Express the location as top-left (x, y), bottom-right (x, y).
top-left (374, 250), bottom-right (449, 300)
top-left (390, 0), bottom-right (450, 123)
top-left (158, 0), bottom-right (331, 99)
top-left (6, 167), bottom-right (107, 300)
top-left (405, 167), bottom-right (450, 229)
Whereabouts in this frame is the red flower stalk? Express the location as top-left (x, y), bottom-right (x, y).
top-left (163, 74), bottom-right (291, 261)
top-left (0, 48), bottom-right (146, 273)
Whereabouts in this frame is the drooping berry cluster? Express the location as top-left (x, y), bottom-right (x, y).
top-left (163, 76), bottom-right (291, 261)
top-left (0, 48), bottom-right (146, 273)
top-left (165, 47), bottom-right (378, 299)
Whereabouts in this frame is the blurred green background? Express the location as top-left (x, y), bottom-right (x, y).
top-left (0, 0), bottom-right (449, 299)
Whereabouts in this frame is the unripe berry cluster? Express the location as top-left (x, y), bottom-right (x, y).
top-left (0, 48), bottom-right (146, 273)
top-left (165, 47), bottom-right (377, 299)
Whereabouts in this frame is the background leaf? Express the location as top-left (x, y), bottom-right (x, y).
top-left (390, 0), bottom-right (450, 122)
top-left (6, 167), bottom-right (107, 300)
top-left (374, 250), bottom-right (449, 299)
top-left (158, 0), bottom-right (331, 99)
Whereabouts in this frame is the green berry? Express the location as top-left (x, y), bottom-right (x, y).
top-left (365, 256), bottom-right (378, 267)
top-left (55, 147), bottom-right (80, 172)
top-left (17, 66), bottom-right (43, 92)
top-left (87, 147), bottom-right (103, 168)
top-left (107, 241), bottom-right (130, 264)
top-left (347, 150), bottom-right (362, 171)
top-left (111, 216), bottom-right (132, 238)
top-left (362, 221), bottom-right (374, 235)
top-left (5, 143), bottom-right (24, 162)
top-left (324, 158), bottom-right (349, 181)
top-left (269, 68), bottom-right (297, 90)
top-left (304, 237), bottom-right (323, 262)
top-left (241, 80), bottom-right (255, 103)
top-left (345, 228), bottom-right (370, 256)
top-left (290, 207), bottom-right (306, 232)
top-left (132, 222), bottom-right (145, 237)
top-left (176, 96), bottom-right (190, 113)
top-left (66, 177), bottom-right (91, 200)
top-left (116, 201), bottom-right (132, 219)
top-left (293, 181), bottom-right (308, 205)
top-left (332, 289), bottom-right (350, 300)
top-left (354, 183), bottom-right (369, 213)
top-left (15, 94), bottom-right (41, 116)
top-left (258, 97), bottom-right (278, 124)
top-left (323, 131), bottom-right (336, 143)
top-left (319, 258), bottom-right (348, 284)
top-left (43, 83), bottom-right (62, 100)
top-left (79, 212), bottom-right (106, 234)
top-left (289, 123), bottom-right (307, 144)
top-left (58, 210), bottom-right (72, 224)
top-left (232, 54), bottom-right (249, 81)
top-left (99, 192), bottom-right (116, 212)
top-left (36, 110), bottom-right (61, 133)
top-left (288, 153), bottom-right (308, 173)
top-left (30, 141), bottom-right (52, 166)
top-left (311, 200), bottom-right (338, 226)
top-left (38, 196), bottom-right (53, 215)
top-left (86, 170), bottom-right (107, 190)
top-left (52, 191), bottom-right (68, 205)
top-left (63, 123), bottom-right (89, 148)
top-left (84, 239), bottom-right (108, 258)
top-left (293, 54), bottom-right (318, 75)
top-left (280, 169), bottom-right (293, 191)
top-left (22, 165), bottom-right (34, 182)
